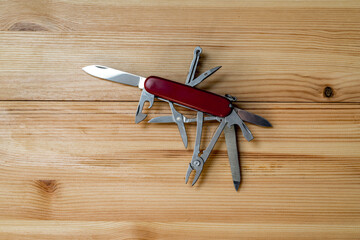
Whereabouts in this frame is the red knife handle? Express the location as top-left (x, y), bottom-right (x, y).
top-left (144, 76), bottom-right (232, 117)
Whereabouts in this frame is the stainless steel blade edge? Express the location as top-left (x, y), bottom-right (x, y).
top-left (82, 65), bottom-right (146, 88)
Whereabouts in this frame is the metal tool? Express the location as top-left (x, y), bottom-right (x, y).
top-left (224, 125), bottom-right (241, 190)
top-left (185, 46), bottom-right (202, 85)
top-left (186, 115), bottom-right (227, 185)
top-left (82, 46), bottom-right (272, 191)
top-left (168, 101), bottom-right (188, 148)
top-left (149, 109), bottom-right (271, 127)
top-left (189, 66), bottom-right (222, 87)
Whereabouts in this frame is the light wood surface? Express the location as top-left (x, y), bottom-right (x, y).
top-left (0, 1), bottom-right (359, 239)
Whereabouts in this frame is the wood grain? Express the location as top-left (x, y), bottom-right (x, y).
top-left (2, 1), bottom-right (360, 32)
top-left (0, 102), bottom-right (359, 240)
top-left (1, 220), bottom-right (359, 240)
top-left (0, 1), bottom-right (360, 102)
top-left (1, 0), bottom-right (360, 239)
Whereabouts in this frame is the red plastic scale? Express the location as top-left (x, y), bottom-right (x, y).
top-left (144, 76), bottom-right (232, 118)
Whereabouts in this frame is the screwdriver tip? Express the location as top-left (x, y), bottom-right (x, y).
top-left (233, 181), bottom-right (240, 191)
top-left (265, 121), bottom-right (272, 127)
top-left (213, 66), bottom-right (222, 71)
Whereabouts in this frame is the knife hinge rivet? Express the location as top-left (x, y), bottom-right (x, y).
top-left (225, 94), bottom-right (237, 102)
top-left (194, 160), bottom-right (201, 166)
top-left (176, 116), bottom-right (181, 121)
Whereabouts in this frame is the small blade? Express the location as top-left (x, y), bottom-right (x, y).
top-left (82, 65), bottom-right (146, 89)
top-left (189, 66), bottom-right (222, 87)
top-left (168, 102), bottom-right (188, 148)
top-left (224, 125), bottom-right (241, 191)
top-left (176, 120), bottom-right (188, 148)
top-left (235, 108), bottom-right (272, 127)
top-left (148, 116), bottom-right (174, 123)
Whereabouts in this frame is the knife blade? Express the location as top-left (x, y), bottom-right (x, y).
top-left (235, 107), bottom-right (272, 127)
top-left (224, 125), bottom-right (241, 191)
top-left (82, 65), bottom-right (146, 89)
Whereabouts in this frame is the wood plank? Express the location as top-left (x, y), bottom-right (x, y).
top-left (0, 102), bottom-right (359, 232)
top-left (1, 1), bottom-right (360, 32)
top-left (1, 0), bottom-right (360, 102)
top-left (1, 1), bottom-right (360, 239)
top-left (1, 31), bottom-right (360, 102)
top-left (0, 220), bottom-right (359, 240)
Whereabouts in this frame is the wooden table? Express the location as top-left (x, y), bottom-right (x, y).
top-left (0, 1), bottom-right (359, 239)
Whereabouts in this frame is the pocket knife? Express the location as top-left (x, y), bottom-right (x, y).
top-left (83, 46), bottom-right (271, 191)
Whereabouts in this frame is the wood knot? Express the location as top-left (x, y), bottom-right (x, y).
top-left (35, 180), bottom-right (58, 194)
top-left (8, 22), bottom-right (48, 31)
top-left (323, 86), bottom-right (333, 98)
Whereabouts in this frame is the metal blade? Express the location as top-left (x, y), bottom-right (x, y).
top-left (224, 125), bottom-right (241, 191)
top-left (148, 116), bottom-right (174, 123)
top-left (189, 66), bottom-right (222, 87)
top-left (235, 108), bottom-right (272, 127)
top-left (82, 65), bottom-right (146, 89)
top-left (169, 102), bottom-right (188, 148)
top-left (176, 120), bottom-right (188, 148)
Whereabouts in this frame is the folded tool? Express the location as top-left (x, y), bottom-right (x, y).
top-left (83, 46), bottom-right (271, 191)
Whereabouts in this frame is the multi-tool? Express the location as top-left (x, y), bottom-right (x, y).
top-left (83, 46), bottom-right (271, 191)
